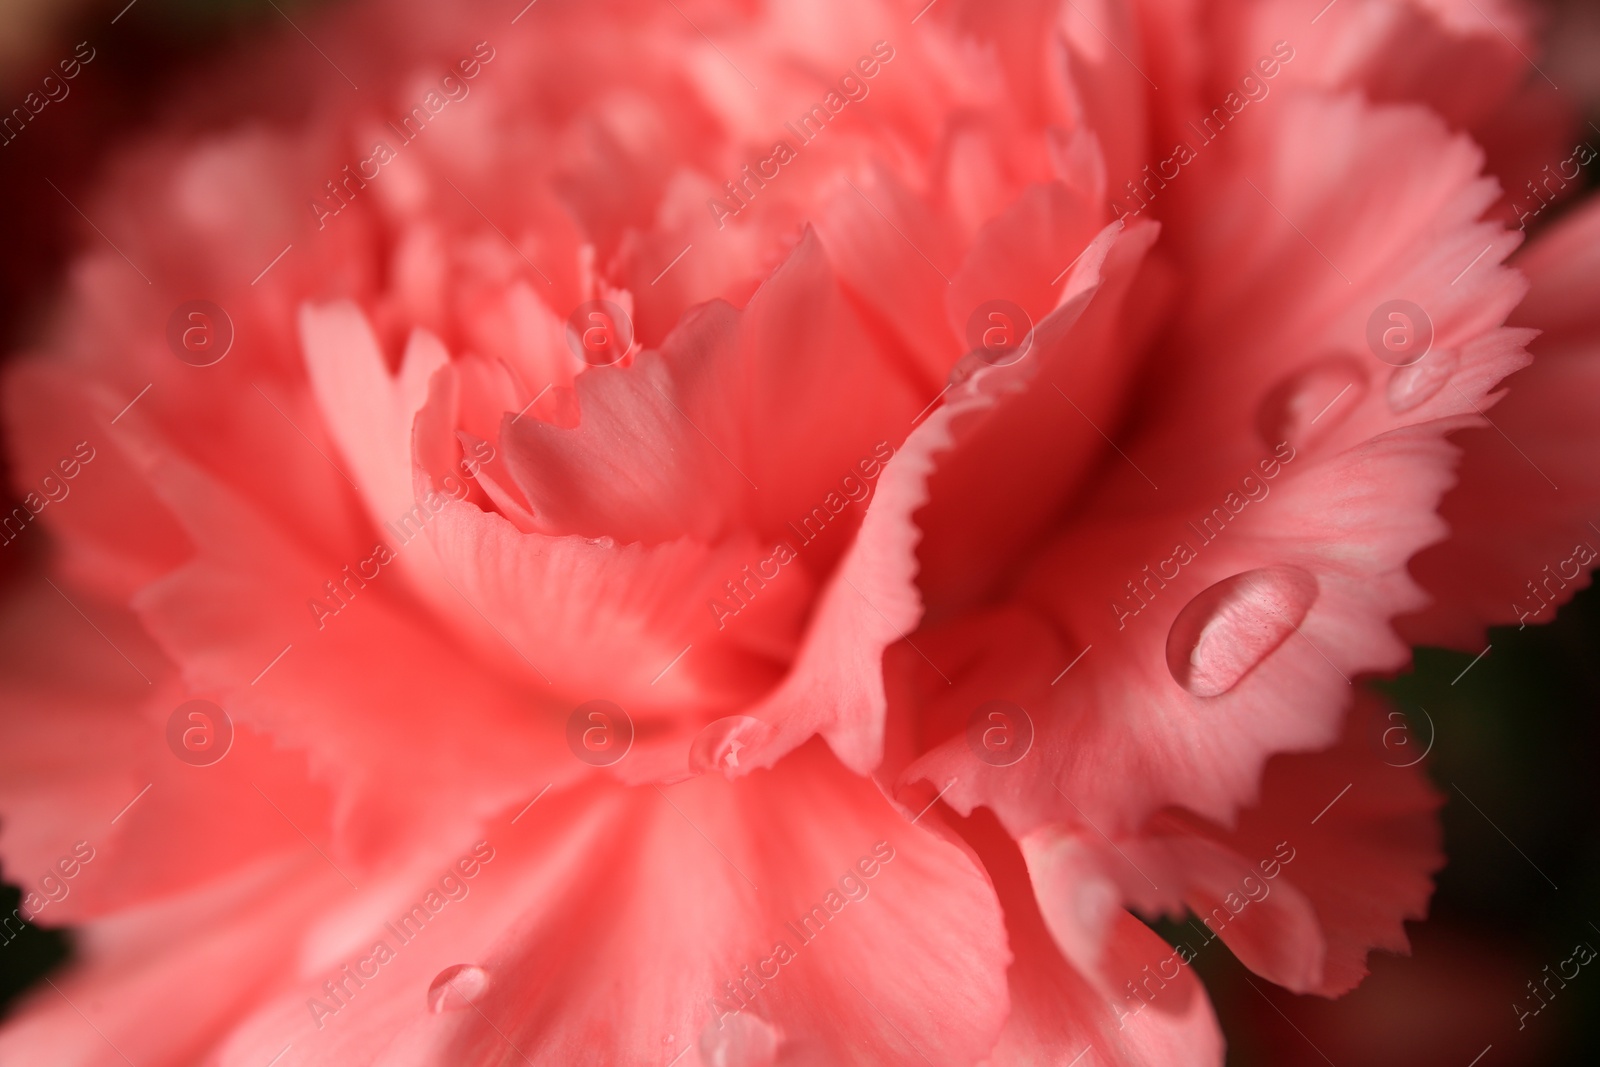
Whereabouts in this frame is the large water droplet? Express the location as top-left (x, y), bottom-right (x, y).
top-left (1166, 567), bottom-right (1320, 697)
top-left (699, 1010), bottom-right (781, 1067)
top-left (1386, 348), bottom-right (1459, 414)
top-left (427, 964), bottom-right (490, 1014)
top-left (1256, 356), bottom-right (1367, 451)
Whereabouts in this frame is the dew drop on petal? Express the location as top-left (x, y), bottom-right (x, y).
top-left (699, 1010), bottom-right (781, 1067)
top-left (1255, 355), bottom-right (1367, 451)
top-left (1386, 348), bottom-right (1459, 414)
top-left (427, 964), bottom-right (490, 1014)
top-left (688, 715), bottom-right (774, 777)
top-left (1165, 566), bottom-right (1320, 698)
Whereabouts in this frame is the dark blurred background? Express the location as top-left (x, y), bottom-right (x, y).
top-left (1, 1), bottom-right (1596, 1064)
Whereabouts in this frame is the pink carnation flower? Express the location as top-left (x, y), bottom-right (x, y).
top-left (1, 0), bottom-right (1594, 1063)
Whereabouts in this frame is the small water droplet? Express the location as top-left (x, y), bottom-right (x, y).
top-left (689, 716), bottom-right (774, 777)
top-left (1386, 348), bottom-right (1458, 414)
top-left (427, 964), bottom-right (490, 1014)
top-left (699, 1011), bottom-right (780, 1067)
top-left (1256, 356), bottom-right (1367, 451)
top-left (1166, 566), bottom-right (1320, 697)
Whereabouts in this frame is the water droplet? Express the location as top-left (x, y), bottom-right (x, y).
top-left (427, 964), bottom-right (490, 1013)
top-left (1256, 356), bottom-right (1367, 451)
top-left (1166, 566), bottom-right (1320, 698)
top-left (699, 1011), bottom-right (780, 1067)
top-left (689, 716), bottom-right (774, 777)
top-left (1386, 348), bottom-right (1458, 414)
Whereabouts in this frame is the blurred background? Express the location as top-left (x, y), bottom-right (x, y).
top-left (1, 1), bottom-right (1596, 1063)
